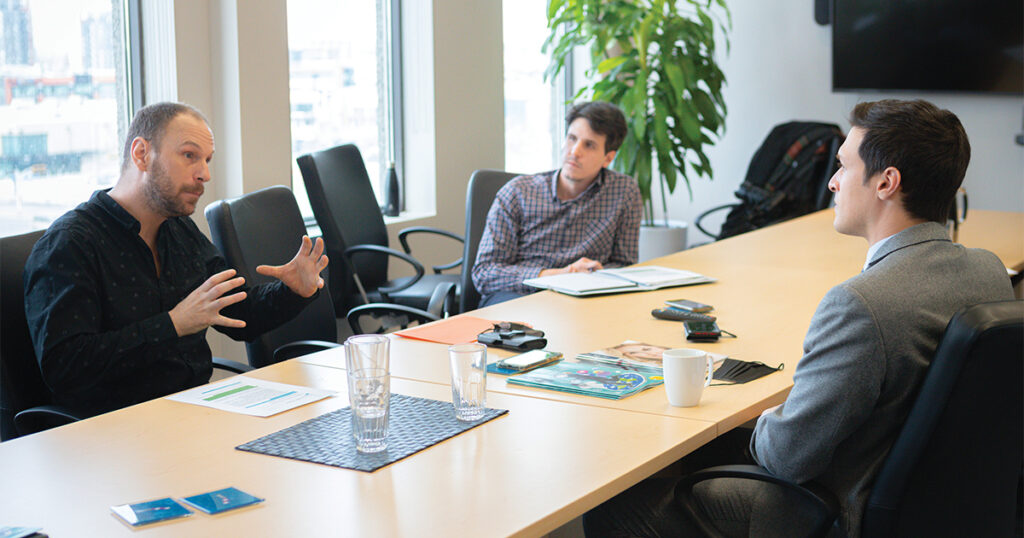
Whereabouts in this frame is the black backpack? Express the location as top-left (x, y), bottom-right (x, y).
top-left (697, 122), bottom-right (845, 240)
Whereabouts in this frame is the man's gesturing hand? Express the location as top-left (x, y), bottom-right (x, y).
top-left (256, 235), bottom-right (328, 298)
top-left (169, 269), bottom-right (248, 337)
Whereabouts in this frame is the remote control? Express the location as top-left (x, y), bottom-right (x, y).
top-left (651, 307), bottom-right (717, 323)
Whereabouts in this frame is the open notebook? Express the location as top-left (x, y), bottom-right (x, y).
top-left (523, 265), bottom-right (715, 297)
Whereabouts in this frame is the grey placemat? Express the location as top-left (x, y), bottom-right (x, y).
top-left (236, 393), bottom-right (508, 472)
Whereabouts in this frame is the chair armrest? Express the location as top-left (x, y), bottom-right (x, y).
top-left (426, 281), bottom-right (457, 317)
top-left (14, 404), bottom-right (84, 436)
top-left (397, 226), bottom-right (465, 273)
top-left (343, 244), bottom-right (426, 296)
top-left (213, 356), bottom-right (253, 374)
top-left (346, 303), bottom-right (440, 334)
top-left (674, 464), bottom-right (840, 538)
top-left (694, 203), bottom-right (739, 240)
top-left (273, 340), bottom-right (341, 363)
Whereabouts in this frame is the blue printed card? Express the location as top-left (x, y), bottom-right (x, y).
top-left (181, 487), bottom-right (264, 514)
top-left (0, 527), bottom-right (43, 538)
top-left (110, 497), bottom-right (191, 526)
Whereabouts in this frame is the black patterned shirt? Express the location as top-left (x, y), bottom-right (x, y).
top-left (24, 189), bottom-right (312, 417)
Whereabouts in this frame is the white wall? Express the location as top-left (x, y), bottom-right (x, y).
top-left (656, 0), bottom-right (1024, 243)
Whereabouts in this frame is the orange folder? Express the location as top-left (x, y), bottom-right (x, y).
top-left (394, 315), bottom-right (499, 345)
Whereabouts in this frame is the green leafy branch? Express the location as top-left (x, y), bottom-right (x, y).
top-left (544, 0), bottom-right (731, 224)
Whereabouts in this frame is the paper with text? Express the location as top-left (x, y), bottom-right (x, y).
top-left (167, 377), bottom-right (335, 417)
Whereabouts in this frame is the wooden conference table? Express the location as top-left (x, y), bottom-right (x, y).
top-left (1, 209), bottom-right (1020, 536)
top-left (302, 209), bottom-right (1024, 434)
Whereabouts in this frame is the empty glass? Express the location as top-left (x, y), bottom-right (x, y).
top-left (347, 367), bottom-right (390, 453)
top-left (345, 334), bottom-right (390, 373)
top-left (448, 343), bottom-right (487, 421)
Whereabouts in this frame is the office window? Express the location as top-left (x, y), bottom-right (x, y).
top-left (0, 0), bottom-right (134, 234)
top-left (503, 0), bottom-right (569, 173)
top-left (287, 0), bottom-right (400, 218)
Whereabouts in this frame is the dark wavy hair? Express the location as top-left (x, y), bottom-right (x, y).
top-left (120, 102), bottom-right (209, 173)
top-left (565, 101), bottom-right (628, 153)
top-left (850, 99), bottom-right (970, 223)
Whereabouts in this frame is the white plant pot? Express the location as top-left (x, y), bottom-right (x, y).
top-left (638, 221), bottom-right (688, 262)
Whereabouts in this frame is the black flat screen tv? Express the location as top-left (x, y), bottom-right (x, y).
top-left (832, 0), bottom-right (1023, 95)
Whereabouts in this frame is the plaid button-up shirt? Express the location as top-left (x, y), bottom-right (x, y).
top-left (471, 168), bottom-right (641, 297)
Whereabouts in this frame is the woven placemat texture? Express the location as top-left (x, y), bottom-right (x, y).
top-left (237, 393), bottom-right (507, 472)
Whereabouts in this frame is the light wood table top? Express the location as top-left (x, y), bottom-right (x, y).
top-left (302, 209), bottom-right (1024, 434)
top-left (0, 359), bottom-right (714, 537)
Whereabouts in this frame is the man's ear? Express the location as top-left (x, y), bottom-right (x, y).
top-left (129, 137), bottom-right (151, 172)
top-left (875, 166), bottom-right (902, 201)
top-left (602, 150), bottom-right (617, 168)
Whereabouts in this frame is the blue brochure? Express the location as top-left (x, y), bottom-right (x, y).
top-left (0, 527), bottom-right (44, 538)
top-left (110, 497), bottom-right (191, 526)
top-left (181, 487), bottom-right (264, 514)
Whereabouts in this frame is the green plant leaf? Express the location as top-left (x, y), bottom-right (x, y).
top-left (544, 0), bottom-right (730, 219)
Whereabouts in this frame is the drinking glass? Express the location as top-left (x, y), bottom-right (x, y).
top-left (448, 343), bottom-right (487, 421)
top-left (347, 367), bottom-right (390, 453)
top-left (345, 334), bottom-right (390, 373)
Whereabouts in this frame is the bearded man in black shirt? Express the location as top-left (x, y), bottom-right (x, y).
top-left (24, 102), bottom-right (329, 418)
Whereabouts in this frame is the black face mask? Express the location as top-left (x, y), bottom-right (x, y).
top-left (712, 359), bottom-right (784, 384)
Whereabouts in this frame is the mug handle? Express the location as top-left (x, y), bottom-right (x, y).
top-left (703, 355), bottom-right (714, 387)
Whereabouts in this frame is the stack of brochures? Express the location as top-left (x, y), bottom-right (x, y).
top-left (522, 265), bottom-right (715, 297)
top-left (507, 360), bottom-right (664, 400)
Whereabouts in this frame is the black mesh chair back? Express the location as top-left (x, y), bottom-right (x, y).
top-left (297, 144), bottom-right (461, 315)
top-left (0, 230), bottom-right (51, 440)
top-left (460, 169), bottom-right (519, 312)
top-left (862, 299), bottom-right (1023, 536)
top-left (205, 186), bottom-right (337, 368)
top-left (297, 144), bottom-right (388, 305)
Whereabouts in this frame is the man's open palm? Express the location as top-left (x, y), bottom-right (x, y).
top-left (256, 235), bottom-right (328, 297)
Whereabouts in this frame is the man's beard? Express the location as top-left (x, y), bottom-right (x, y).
top-left (143, 157), bottom-right (201, 218)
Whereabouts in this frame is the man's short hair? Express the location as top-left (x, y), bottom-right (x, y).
top-left (849, 99), bottom-right (970, 223)
top-left (120, 102), bottom-right (209, 173)
top-left (565, 101), bottom-right (628, 153)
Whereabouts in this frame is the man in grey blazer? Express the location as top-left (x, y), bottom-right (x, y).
top-left (584, 100), bottom-right (1014, 537)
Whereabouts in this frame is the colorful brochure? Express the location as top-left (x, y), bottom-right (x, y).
top-left (506, 360), bottom-right (664, 400)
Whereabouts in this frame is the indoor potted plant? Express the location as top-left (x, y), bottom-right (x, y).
top-left (544, 0), bottom-right (730, 259)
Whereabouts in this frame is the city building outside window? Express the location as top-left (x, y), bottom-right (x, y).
top-left (286, 0), bottom-right (399, 219)
top-left (0, 0), bottom-right (134, 235)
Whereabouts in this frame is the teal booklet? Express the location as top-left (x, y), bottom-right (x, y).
top-left (506, 360), bottom-right (664, 400)
top-left (110, 497), bottom-right (191, 526)
top-left (181, 487), bottom-right (264, 514)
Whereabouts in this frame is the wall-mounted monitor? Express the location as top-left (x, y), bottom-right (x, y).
top-left (832, 0), bottom-right (1023, 95)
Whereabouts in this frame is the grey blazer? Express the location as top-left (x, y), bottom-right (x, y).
top-left (749, 222), bottom-right (1013, 537)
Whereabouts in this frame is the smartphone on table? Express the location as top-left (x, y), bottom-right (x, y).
top-left (496, 349), bottom-right (563, 371)
top-left (665, 298), bottom-right (713, 313)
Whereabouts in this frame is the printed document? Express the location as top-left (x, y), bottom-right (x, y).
top-left (167, 377), bottom-right (335, 417)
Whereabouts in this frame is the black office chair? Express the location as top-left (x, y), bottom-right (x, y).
top-left (206, 185), bottom-right (340, 368)
top-left (0, 230), bottom-right (81, 441)
top-left (459, 169), bottom-right (520, 313)
top-left (346, 303), bottom-right (441, 335)
top-left (675, 299), bottom-right (1024, 537)
top-left (1, 230), bottom-right (251, 441)
top-left (297, 144), bottom-right (463, 316)
top-left (695, 122), bottom-right (844, 242)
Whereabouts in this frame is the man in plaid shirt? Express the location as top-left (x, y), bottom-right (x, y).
top-left (472, 101), bottom-right (642, 307)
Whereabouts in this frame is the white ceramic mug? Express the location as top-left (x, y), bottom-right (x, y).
top-left (662, 348), bottom-right (714, 407)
